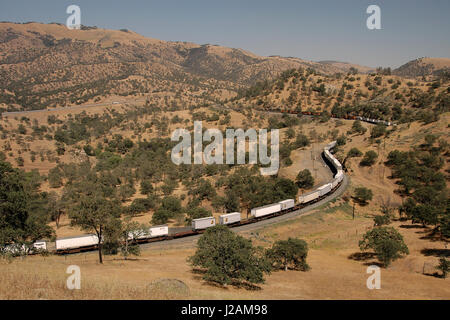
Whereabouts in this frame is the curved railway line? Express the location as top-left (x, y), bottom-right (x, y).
top-left (2, 140), bottom-right (349, 255)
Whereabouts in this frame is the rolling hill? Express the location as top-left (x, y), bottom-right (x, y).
top-left (393, 57), bottom-right (450, 78)
top-left (0, 22), bottom-right (371, 111)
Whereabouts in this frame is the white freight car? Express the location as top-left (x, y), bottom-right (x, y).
top-left (149, 225), bottom-right (169, 237)
top-left (298, 190), bottom-right (321, 204)
top-left (331, 177), bottom-right (340, 189)
top-left (33, 241), bottom-right (47, 251)
top-left (130, 225), bottom-right (169, 240)
top-left (56, 234), bottom-right (99, 251)
top-left (326, 141), bottom-right (337, 150)
top-left (2, 243), bottom-right (29, 255)
top-left (279, 199), bottom-right (295, 210)
top-left (332, 158), bottom-right (342, 170)
top-left (324, 150), bottom-right (332, 161)
top-left (335, 170), bottom-right (344, 182)
top-left (317, 183), bottom-right (332, 196)
top-left (192, 217), bottom-right (216, 230)
top-left (219, 212), bottom-right (241, 225)
top-left (251, 203), bottom-right (281, 218)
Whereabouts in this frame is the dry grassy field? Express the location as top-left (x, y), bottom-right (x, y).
top-left (1, 202), bottom-right (448, 300)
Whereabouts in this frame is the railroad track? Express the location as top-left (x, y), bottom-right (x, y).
top-left (139, 174), bottom-right (349, 250)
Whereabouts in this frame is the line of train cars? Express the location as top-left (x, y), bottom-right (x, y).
top-left (268, 108), bottom-right (394, 127)
top-left (4, 141), bottom-right (344, 256)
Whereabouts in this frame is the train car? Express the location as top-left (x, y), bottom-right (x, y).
top-left (251, 203), bottom-right (281, 218)
top-left (298, 189), bottom-right (321, 204)
top-left (326, 141), bottom-right (337, 150)
top-left (192, 217), bottom-right (216, 230)
top-left (331, 177), bottom-right (339, 189)
top-left (2, 241), bottom-right (47, 255)
top-left (219, 212), bottom-right (241, 225)
top-left (332, 158), bottom-right (342, 170)
top-left (56, 234), bottom-right (99, 252)
top-left (279, 199), bottom-right (295, 210)
top-left (335, 170), bottom-right (344, 182)
top-left (317, 183), bottom-right (332, 197)
top-left (2, 244), bottom-right (28, 255)
top-left (33, 241), bottom-right (47, 251)
top-left (149, 225), bottom-right (169, 238)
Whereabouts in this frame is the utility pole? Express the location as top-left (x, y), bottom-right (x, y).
top-left (312, 143), bottom-right (317, 179)
top-left (353, 202), bottom-right (355, 220)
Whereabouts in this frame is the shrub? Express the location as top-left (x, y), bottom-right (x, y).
top-left (295, 169), bottom-right (314, 189)
top-left (188, 225), bottom-right (271, 286)
top-left (370, 124), bottom-right (386, 139)
top-left (360, 150), bottom-right (378, 167)
top-left (353, 187), bottom-right (373, 205)
top-left (266, 238), bottom-right (310, 271)
top-left (436, 257), bottom-right (449, 278)
top-left (359, 227), bottom-right (409, 267)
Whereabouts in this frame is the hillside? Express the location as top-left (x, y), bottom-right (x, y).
top-left (393, 57), bottom-right (450, 78)
top-left (0, 22), bottom-right (369, 112)
top-left (318, 60), bottom-right (375, 74)
top-left (229, 67), bottom-right (449, 124)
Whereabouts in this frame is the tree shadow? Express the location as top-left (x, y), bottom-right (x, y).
top-left (351, 197), bottom-right (369, 206)
top-left (418, 229), bottom-right (447, 242)
top-left (362, 261), bottom-right (384, 268)
top-left (190, 268), bottom-right (261, 290)
top-left (111, 257), bottom-right (148, 261)
top-left (420, 248), bottom-right (450, 258)
top-left (399, 224), bottom-right (424, 229)
top-left (191, 267), bottom-right (206, 275)
top-left (230, 280), bottom-right (262, 291)
top-left (423, 271), bottom-right (445, 279)
top-left (348, 252), bottom-right (376, 261)
top-left (190, 268), bottom-right (208, 281)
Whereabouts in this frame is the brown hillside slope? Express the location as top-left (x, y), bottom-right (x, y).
top-left (393, 57), bottom-right (450, 78)
top-left (0, 22), bottom-right (373, 111)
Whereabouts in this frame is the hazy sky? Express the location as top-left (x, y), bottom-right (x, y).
top-left (1, 0), bottom-right (449, 68)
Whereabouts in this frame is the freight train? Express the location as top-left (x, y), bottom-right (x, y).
top-left (256, 107), bottom-right (394, 127)
top-left (2, 141), bottom-right (345, 256)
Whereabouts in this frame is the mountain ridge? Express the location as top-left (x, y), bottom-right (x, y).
top-left (0, 22), bottom-right (448, 111)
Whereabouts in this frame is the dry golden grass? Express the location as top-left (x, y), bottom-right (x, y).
top-left (1, 204), bottom-right (448, 300)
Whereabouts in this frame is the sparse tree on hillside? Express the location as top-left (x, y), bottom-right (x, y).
top-left (266, 238), bottom-right (310, 271)
top-left (353, 187), bottom-right (373, 205)
top-left (0, 160), bottom-right (53, 252)
top-left (186, 207), bottom-right (211, 224)
top-left (188, 225), bottom-right (271, 287)
top-left (69, 187), bottom-right (121, 264)
top-left (344, 147), bottom-right (363, 167)
top-left (47, 191), bottom-right (64, 228)
top-left (370, 124), bottom-right (386, 139)
top-left (295, 169), bottom-right (314, 189)
top-left (152, 208), bottom-right (171, 225)
top-left (119, 217), bottom-right (147, 260)
top-left (373, 214), bottom-right (391, 226)
top-left (359, 226), bottom-right (409, 268)
top-left (224, 190), bottom-right (240, 213)
top-left (350, 120), bottom-right (367, 135)
top-left (436, 257), bottom-right (449, 279)
top-left (360, 150), bottom-right (378, 167)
